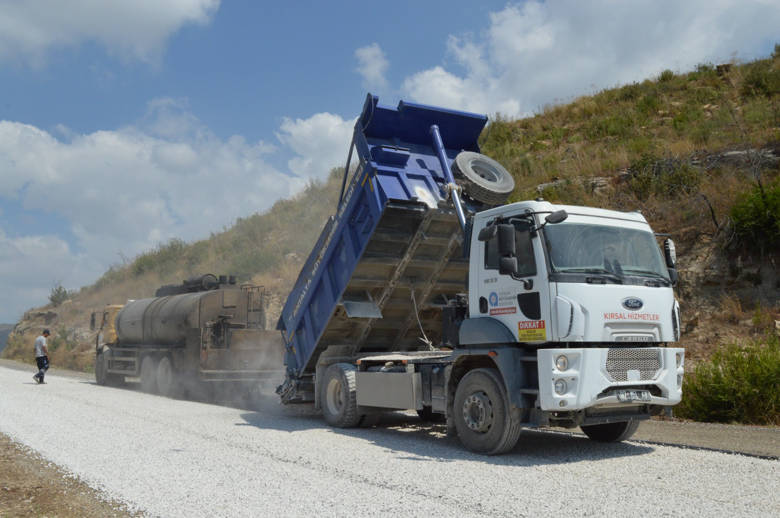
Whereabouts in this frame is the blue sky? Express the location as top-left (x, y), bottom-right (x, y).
top-left (0, 0), bottom-right (778, 323)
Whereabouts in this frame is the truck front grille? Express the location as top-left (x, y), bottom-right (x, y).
top-left (605, 348), bottom-right (661, 382)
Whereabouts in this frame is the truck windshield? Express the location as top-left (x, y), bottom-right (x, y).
top-left (543, 222), bottom-right (669, 282)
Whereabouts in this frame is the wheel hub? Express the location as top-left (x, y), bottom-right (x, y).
top-left (326, 378), bottom-right (344, 415)
top-left (462, 391), bottom-right (493, 432)
top-left (471, 162), bottom-right (499, 182)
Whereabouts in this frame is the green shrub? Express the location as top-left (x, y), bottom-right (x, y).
top-left (740, 59), bottom-right (780, 98)
top-left (628, 154), bottom-right (702, 200)
top-left (730, 179), bottom-right (780, 252)
top-left (585, 114), bottom-right (635, 139)
top-left (132, 238), bottom-right (187, 276)
top-left (675, 334), bottom-right (780, 425)
top-left (692, 63), bottom-right (716, 78)
top-left (617, 82), bottom-right (642, 101)
top-left (49, 284), bottom-right (69, 306)
top-left (636, 92), bottom-right (661, 116)
top-left (659, 69), bottom-right (675, 82)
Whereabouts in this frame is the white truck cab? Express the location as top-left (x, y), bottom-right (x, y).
top-left (468, 200), bottom-right (684, 413)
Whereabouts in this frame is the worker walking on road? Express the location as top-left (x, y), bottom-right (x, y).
top-left (33, 329), bottom-right (50, 384)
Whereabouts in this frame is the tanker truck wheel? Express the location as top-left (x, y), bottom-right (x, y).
top-left (140, 355), bottom-right (159, 394)
top-left (156, 356), bottom-right (180, 398)
top-left (320, 363), bottom-right (361, 428)
top-left (96, 352), bottom-right (124, 386)
top-left (95, 353), bottom-right (107, 385)
top-left (451, 151), bottom-right (515, 206)
top-left (453, 368), bottom-right (521, 455)
top-left (580, 420), bottom-right (639, 442)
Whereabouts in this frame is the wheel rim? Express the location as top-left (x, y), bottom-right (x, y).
top-left (325, 378), bottom-right (344, 416)
top-left (462, 391), bottom-right (494, 432)
top-left (470, 161), bottom-right (500, 183)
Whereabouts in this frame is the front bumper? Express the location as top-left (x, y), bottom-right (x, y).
top-left (537, 347), bottom-right (684, 411)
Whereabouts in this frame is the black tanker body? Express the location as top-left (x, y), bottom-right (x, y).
top-left (94, 275), bottom-right (282, 397)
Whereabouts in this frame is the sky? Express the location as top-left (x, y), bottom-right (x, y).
top-left (0, 0), bottom-right (778, 323)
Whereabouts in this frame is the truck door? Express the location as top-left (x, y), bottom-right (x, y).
top-left (476, 218), bottom-right (551, 343)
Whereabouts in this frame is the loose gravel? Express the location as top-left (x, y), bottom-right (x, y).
top-left (1, 366), bottom-right (777, 517)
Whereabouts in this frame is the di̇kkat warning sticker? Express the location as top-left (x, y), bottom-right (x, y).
top-left (518, 320), bottom-right (546, 341)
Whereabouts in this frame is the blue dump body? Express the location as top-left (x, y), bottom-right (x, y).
top-left (277, 95), bottom-right (487, 379)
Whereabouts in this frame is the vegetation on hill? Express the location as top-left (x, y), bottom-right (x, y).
top-left (675, 332), bottom-right (779, 425)
top-left (4, 50), bottom-right (778, 424)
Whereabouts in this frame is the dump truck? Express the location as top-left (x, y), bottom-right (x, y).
top-left (276, 94), bottom-right (684, 454)
top-left (92, 274), bottom-right (282, 397)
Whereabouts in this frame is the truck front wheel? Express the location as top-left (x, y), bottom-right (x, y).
top-left (95, 353), bottom-right (107, 385)
top-left (320, 363), bottom-right (361, 428)
top-left (580, 420), bottom-right (639, 442)
top-left (453, 368), bottom-right (521, 455)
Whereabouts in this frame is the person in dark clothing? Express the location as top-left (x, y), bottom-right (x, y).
top-left (33, 329), bottom-right (50, 384)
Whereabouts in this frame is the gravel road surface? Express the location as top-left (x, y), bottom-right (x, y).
top-left (1, 366), bottom-right (777, 517)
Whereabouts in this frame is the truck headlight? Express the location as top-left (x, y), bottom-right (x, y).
top-left (555, 355), bottom-right (568, 371)
top-left (554, 379), bottom-right (567, 395)
top-left (676, 352), bottom-right (683, 368)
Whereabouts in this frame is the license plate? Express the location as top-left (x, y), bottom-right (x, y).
top-left (616, 389), bottom-right (651, 402)
top-left (615, 335), bottom-right (653, 342)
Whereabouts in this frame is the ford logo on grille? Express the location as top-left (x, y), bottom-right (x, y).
top-left (622, 297), bottom-right (644, 310)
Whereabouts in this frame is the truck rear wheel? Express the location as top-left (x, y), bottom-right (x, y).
top-left (320, 363), bottom-right (360, 428)
top-left (453, 368), bottom-right (521, 455)
top-left (140, 355), bottom-right (158, 394)
top-left (580, 420), bottom-right (639, 442)
top-left (451, 151), bottom-right (515, 206)
top-left (156, 356), bottom-right (179, 398)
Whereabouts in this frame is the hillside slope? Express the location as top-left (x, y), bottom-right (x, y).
top-left (4, 52), bottom-right (778, 371)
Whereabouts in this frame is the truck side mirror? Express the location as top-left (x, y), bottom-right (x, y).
top-left (497, 224), bottom-right (515, 256)
top-left (545, 210), bottom-right (568, 224)
top-left (478, 224), bottom-right (497, 242)
top-left (499, 256), bottom-right (518, 276)
top-left (667, 267), bottom-right (678, 287)
top-left (664, 238), bottom-right (676, 268)
top-left (89, 312), bottom-right (96, 331)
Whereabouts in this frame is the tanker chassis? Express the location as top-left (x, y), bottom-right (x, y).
top-left (276, 95), bottom-right (685, 454)
top-left (92, 274), bottom-right (282, 397)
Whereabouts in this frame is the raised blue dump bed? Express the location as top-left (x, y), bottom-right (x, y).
top-left (278, 95), bottom-right (487, 378)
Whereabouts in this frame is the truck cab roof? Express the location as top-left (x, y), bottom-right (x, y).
top-left (476, 200), bottom-right (650, 226)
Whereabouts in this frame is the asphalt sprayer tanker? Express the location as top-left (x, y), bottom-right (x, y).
top-left (276, 94), bottom-right (685, 454)
top-left (92, 274), bottom-right (282, 397)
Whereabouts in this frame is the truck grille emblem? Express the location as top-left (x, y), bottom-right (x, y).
top-left (622, 297), bottom-right (644, 310)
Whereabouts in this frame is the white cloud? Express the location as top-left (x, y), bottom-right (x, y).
top-left (0, 229), bottom-right (98, 319)
top-left (276, 112), bottom-right (355, 181)
top-left (0, 0), bottom-right (220, 65)
top-left (0, 99), bottom-right (310, 321)
top-left (403, 0), bottom-right (780, 117)
top-left (355, 43), bottom-right (390, 92)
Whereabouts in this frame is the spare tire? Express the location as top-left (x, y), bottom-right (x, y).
top-left (451, 151), bottom-right (515, 206)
